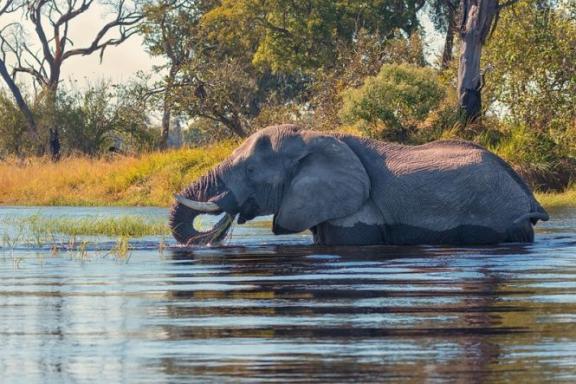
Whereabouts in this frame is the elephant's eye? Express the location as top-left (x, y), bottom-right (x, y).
top-left (247, 165), bottom-right (256, 175)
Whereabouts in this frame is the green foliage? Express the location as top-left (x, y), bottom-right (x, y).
top-left (483, 1), bottom-right (576, 145)
top-left (56, 83), bottom-right (154, 155)
top-left (339, 64), bottom-right (447, 142)
top-left (0, 82), bottom-right (155, 156)
top-left (310, 29), bottom-right (428, 131)
top-left (0, 91), bottom-right (31, 157)
top-left (202, 0), bottom-right (424, 73)
top-left (489, 123), bottom-right (576, 192)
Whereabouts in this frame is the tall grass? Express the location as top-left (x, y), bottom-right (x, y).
top-left (536, 187), bottom-right (576, 210)
top-left (0, 141), bottom-right (236, 206)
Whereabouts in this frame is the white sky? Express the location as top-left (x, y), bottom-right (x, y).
top-left (0, 4), bottom-right (442, 91)
top-left (0, 2), bottom-right (164, 90)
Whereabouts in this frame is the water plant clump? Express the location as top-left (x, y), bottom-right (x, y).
top-left (8, 215), bottom-right (170, 238)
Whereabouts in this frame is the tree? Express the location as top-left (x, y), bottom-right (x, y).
top-left (456, 0), bottom-right (518, 121)
top-left (0, 0), bottom-right (143, 153)
top-left (202, 0), bottom-right (427, 74)
top-left (53, 82), bottom-right (153, 155)
top-left (142, 0), bottom-right (216, 148)
top-left (0, 0), bottom-right (37, 140)
top-left (483, 1), bottom-right (576, 143)
top-left (173, 55), bottom-right (257, 138)
top-left (428, 0), bottom-right (460, 68)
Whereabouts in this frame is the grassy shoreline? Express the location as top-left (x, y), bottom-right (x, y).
top-left (1, 143), bottom-right (574, 210)
top-left (0, 141), bottom-right (236, 207)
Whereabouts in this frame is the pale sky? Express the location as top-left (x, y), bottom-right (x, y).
top-left (0, 4), bottom-right (442, 91)
top-left (0, 2), bottom-right (164, 90)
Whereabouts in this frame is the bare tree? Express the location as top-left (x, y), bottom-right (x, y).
top-left (0, 0), bottom-right (143, 147)
top-left (456, 0), bottom-right (517, 120)
top-left (0, 0), bottom-right (38, 140)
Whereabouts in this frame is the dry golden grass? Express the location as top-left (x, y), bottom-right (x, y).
top-left (0, 141), bottom-right (237, 207)
top-left (536, 187), bottom-right (576, 210)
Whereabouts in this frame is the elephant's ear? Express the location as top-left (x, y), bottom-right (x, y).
top-left (273, 135), bottom-right (370, 234)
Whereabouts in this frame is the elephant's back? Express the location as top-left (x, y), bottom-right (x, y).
top-left (386, 139), bottom-right (488, 174)
top-left (373, 139), bottom-right (538, 232)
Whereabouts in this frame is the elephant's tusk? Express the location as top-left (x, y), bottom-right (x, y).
top-left (175, 194), bottom-right (220, 212)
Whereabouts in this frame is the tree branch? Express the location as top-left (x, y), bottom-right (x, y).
top-left (12, 66), bottom-right (47, 86)
top-left (29, 0), bottom-right (56, 68)
top-left (62, 9), bottom-right (143, 60)
top-left (53, 0), bottom-right (94, 27)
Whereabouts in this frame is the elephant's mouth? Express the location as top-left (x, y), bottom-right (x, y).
top-left (237, 197), bottom-right (260, 224)
top-left (171, 190), bottom-right (266, 245)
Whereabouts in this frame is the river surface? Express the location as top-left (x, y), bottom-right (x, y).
top-left (1, 206), bottom-right (576, 383)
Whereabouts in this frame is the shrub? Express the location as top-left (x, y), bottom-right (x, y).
top-left (339, 64), bottom-right (446, 143)
top-left (0, 92), bottom-right (31, 157)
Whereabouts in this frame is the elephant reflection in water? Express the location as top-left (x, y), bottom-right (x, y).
top-left (170, 125), bottom-right (548, 247)
top-left (153, 245), bottom-right (544, 382)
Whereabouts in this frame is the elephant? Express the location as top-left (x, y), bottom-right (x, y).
top-left (169, 124), bottom-right (549, 246)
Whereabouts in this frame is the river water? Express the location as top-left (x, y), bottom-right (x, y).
top-left (1, 206), bottom-right (576, 383)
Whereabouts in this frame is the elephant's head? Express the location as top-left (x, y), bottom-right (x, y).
top-left (169, 125), bottom-right (370, 245)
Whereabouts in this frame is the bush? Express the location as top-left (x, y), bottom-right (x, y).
top-left (490, 124), bottom-right (576, 191)
top-left (0, 92), bottom-right (31, 157)
top-left (0, 82), bottom-right (157, 157)
top-left (339, 64), bottom-right (446, 142)
top-left (55, 82), bottom-right (156, 155)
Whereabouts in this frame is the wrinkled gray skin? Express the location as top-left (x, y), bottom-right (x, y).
top-left (170, 124), bottom-right (549, 246)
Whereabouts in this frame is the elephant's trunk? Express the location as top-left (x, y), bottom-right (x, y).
top-left (169, 169), bottom-right (238, 245)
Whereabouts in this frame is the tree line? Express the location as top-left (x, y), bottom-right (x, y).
top-left (0, 0), bottom-right (574, 189)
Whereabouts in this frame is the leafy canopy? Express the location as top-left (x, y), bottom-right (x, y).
top-left (202, 0), bottom-right (425, 73)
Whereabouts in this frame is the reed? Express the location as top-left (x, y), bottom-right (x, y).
top-left (10, 215), bottom-right (170, 238)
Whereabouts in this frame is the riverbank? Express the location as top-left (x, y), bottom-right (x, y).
top-left (0, 143), bottom-right (574, 209)
top-left (0, 141), bottom-right (236, 207)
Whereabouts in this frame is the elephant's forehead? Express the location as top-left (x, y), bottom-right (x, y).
top-left (234, 127), bottom-right (306, 157)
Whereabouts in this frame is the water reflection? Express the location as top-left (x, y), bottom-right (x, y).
top-left (1, 208), bottom-right (576, 382)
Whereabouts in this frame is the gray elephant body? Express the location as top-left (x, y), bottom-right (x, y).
top-left (170, 125), bottom-right (548, 246)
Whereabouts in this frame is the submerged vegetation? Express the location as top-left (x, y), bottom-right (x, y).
top-left (1, 214), bottom-right (170, 263)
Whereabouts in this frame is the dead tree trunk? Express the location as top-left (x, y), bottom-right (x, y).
top-left (457, 0), bottom-right (499, 121)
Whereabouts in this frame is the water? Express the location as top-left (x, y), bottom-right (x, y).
top-left (1, 206), bottom-right (576, 383)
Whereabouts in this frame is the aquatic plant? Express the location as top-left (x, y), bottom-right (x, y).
top-left (7, 215), bottom-right (170, 238)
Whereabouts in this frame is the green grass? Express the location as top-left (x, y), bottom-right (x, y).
top-left (9, 215), bottom-right (170, 238)
top-left (536, 187), bottom-right (576, 210)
